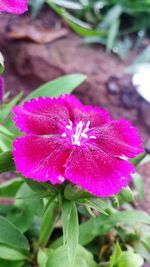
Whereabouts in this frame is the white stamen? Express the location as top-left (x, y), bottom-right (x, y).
top-left (69, 120), bottom-right (73, 126)
top-left (62, 132), bottom-right (67, 137)
top-left (63, 120), bottom-right (93, 146)
top-left (81, 132), bottom-right (88, 138)
top-left (72, 121), bottom-right (83, 145)
top-left (119, 155), bottom-right (128, 161)
top-left (58, 175), bottom-right (65, 182)
top-left (66, 125), bottom-right (72, 130)
top-left (86, 121), bottom-right (90, 128)
top-left (90, 135), bottom-right (96, 139)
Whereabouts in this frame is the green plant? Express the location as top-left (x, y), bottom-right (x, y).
top-left (46, 0), bottom-right (150, 59)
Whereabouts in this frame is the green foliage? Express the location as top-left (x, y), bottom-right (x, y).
top-left (132, 173), bottom-right (145, 200)
top-left (0, 216), bottom-right (29, 251)
top-left (0, 151), bottom-right (15, 173)
top-left (109, 243), bottom-right (143, 267)
top-left (62, 200), bottom-right (79, 266)
top-left (47, 0), bottom-right (150, 56)
top-left (46, 245), bottom-right (98, 267)
top-left (79, 210), bottom-right (150, 246)
top-left (39, 196), bottom-right (58, 247)
top-left (7, 183), bottom-right (43, 233)
top-left (24, 74), bottom-right (87, 101)
top-left (0, 260), bottom-right (25, 267)
top-left (0, 179), bottom-right (23, 198)
top-left (0, 92), bottom-right (23, 124)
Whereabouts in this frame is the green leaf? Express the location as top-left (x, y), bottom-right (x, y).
top-left (0, 52), bottom-right (4, 74)
top-left (51, 210), bottom-right (150, 249)
top-left (0, 133), bottom-right (13, 152)
top-left (109, 242), bottom-right (122, 267)
top-left (85, 198), bottom-right (109, 216)
top-left (31, 0), bottom-right (44, 17)
top-left (62, 200), bottom-right (79, 265)
top-left (0, 216), bottom-right (29, 251)
top-left (0, 259), bottom-right (24, 267)
top-left (62, 199), bottom-right (72, 244)
top-left (23, 74), bottom-right (87, 101)
top-left (0, 204), bottom-right (14, 216)
top-left (79, 210), bottom-right (150, 246)
top-left (50, 0), bottom-right (82, 10)
top-left (0, 92), bottom-right (23, 123)
top-left (37, 248), bottom-right (48, 267)
top-left (132, 173), bottom-right (144, 200)
top-left (0, 125), bottom-right (14, 137)
top-left (104, 5), bottom-right (122, 26)
top-left (24, 179), bottom-right (52, 192)
top-left (135, 243), bottom-right (150, 263)
top-left (7, 183), bottom-right (43, 233)
top-left (109, 243), bottom-right (143, 267)
top-left (39, 196), bottom-right (58, 247)
top-left (46, 245), bottom-right (98, 267)
top-left (133, 45), bottom-right (150, 65)
top-left (47, 2), bottom-right (106, 37)
top-left (118, 251), bottom-right (144, 267)
top-left (107, 18), bottom-right (120, 52)
top-left (0, 151), bottom-right (15, 174)
top-left (0, 245), bottom-right (28, 261)
top-left (67, 202), bottom-right (79, 266)
top-left (0, 179), bottom-right (23, 198)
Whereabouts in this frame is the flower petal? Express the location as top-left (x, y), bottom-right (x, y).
top-left (0, 0), bottom-right (28, 14)
top-left (92, 120), bottom-right (143, 158)
top-left (13, 135), bottom-right (71, 184)
top-left (65, 144), bottom-right (134, 197)
top-left (13, 97), bottom-right (70, 135)
top-left (61, 94), bottom-right (110, 127)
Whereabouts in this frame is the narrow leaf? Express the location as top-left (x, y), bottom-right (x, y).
top-left (67, 202), bottom-right (79, 266)
top-left (0, 216), bottom-right (29, 251)
top-left (0, 151), bottom-right (15, 173)
top-left (0, 179), bottom-right (23, 198)
top-left (23, 74), bottom-right (87, 101)
top-left (39, 196), bottom-right (58, 247)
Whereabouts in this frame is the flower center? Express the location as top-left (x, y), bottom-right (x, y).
top-left (62, 120), bottom-right (96, 146)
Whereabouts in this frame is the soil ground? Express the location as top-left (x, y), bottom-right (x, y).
top-left (0, 9), bottom-right (150, 215)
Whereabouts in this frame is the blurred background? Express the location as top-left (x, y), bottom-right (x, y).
top-left (0, 0), bottom-right (150, 216)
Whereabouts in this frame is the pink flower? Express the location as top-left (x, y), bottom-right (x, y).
top-left (0, 0), bottom-right (28, 14)
top-left (12, 95), bottom-right (143, 197)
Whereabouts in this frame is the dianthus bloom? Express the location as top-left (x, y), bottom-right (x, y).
top-left (0, 0), bottom-right (28, 14)
top-left (12, 95), bottom-right (143, 197)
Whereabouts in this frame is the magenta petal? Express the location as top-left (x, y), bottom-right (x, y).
top-left (92, 120), bottom-right (144, 158)
top-left (13, 97), bottom-right (70, 135)
top-left (61, 94), bottom-right (110, 127)
top-left (13, 135), bottom-right (71, 184)
top-left (0, 0), bottom-right (28, 14)
top-left (65, 144), bottom-right (134, 197)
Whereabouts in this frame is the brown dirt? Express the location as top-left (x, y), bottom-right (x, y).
top-left (0, 9), bottom-right (150, 216)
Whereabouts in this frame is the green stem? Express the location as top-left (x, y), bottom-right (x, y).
top-left (130, 152), bottom-right (146, 166)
